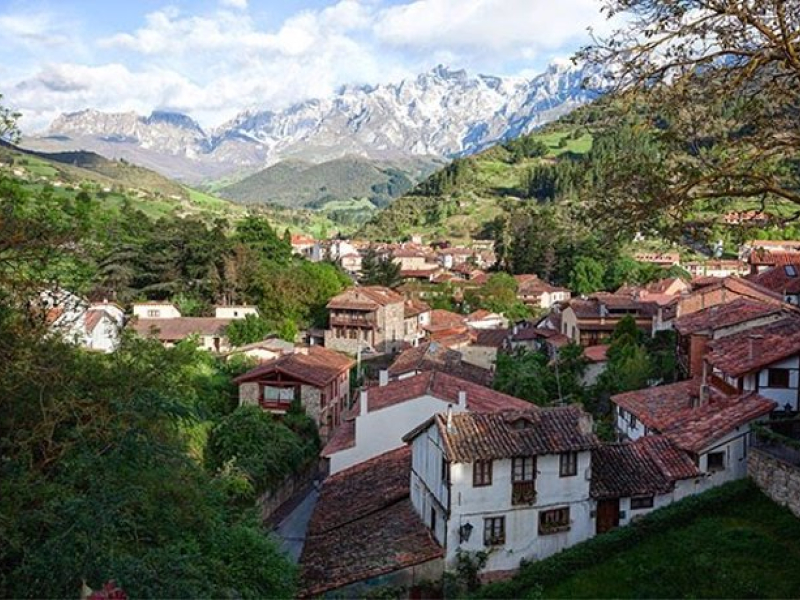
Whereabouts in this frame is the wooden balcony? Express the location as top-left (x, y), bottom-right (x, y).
top-left (330, 313), bottom-right (378, 328)
top-left (511, 480), bottom-right (537, 506)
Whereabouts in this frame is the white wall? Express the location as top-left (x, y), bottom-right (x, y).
top-left (754, 356), bottom-right (799, 410)
top-left (328, 394), bottom-right (466, 474)
top-left (132, 303), bottom-right (181, 319)
top-left (614, 404), bottom-right (647, 441)
top-left (214, 306), bottom-right (259, 319)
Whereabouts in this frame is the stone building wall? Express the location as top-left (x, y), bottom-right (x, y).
top-left (239, 382), bottom-right (260, 406)
top-left (748, 447), bottom-right (800, 518)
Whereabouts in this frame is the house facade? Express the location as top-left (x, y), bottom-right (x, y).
top-left (322, 371), bottom-right (530, 474)
top-left (51, 298), bottom-right (126, 353)
top-left (324, 286), bottom-right (409, 354)
top-left (214, 305), bottom-right (260, 319)
top-left (405, 407), bottom-right (600, 573)
top-left (515, 275), bottom-right (571, 310)
top-left (235, 346), bottom-right (354, 440)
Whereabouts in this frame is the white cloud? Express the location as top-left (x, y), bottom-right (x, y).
top-left (2, 0), bottom-right (613, 133)
top-left (220, 0), bottom-right (248, 9)
top-left (375, 0), bottom-right (610, 57)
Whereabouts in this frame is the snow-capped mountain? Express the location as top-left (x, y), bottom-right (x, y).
top-left (31, 61), bottom-right (601, 182)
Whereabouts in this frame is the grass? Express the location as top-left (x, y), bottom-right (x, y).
top-left (480, 481), bottom-right (800, 599)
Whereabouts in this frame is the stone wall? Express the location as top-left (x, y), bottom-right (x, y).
top-left (239, 382), bottom-right (260, 406)
top-left (748, 447), bottom-right (800, 518)
top-left (258, 462), bottom-right (318, 523)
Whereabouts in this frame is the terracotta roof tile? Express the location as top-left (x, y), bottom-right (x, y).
top-left (612, 379), bottom-right (703, 431)
top-left (131, 317), bottom-right (230, 340)
top-left (674, 298), bottom-right (786, 335)
top-left (584, 344), bottom-right (609, 363)
top-left (591, 436), bottom-right (699, 499)
top-left (705, 317), bottom-right (800, 376)
top-left (749, 251), bottom-right (800, 266)
top-left (473, 328), bottom-right (510, 348)
top-left (327, 286), bottom-right (405, 310)
top-left (403, 298), bottom-right (431, 318)
top-left (748, 263), bottom-right (800, 295)
top-left (388, 342), bottom-right (492, 386)
top-left (234, 346), bottom-right (354, 388)
top-left (300, 448), bottom-right (441, 597)
top-left (419, 405), bottom-right (599, 463)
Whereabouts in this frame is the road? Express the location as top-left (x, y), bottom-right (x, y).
top-left (273, 487), bottom-right (319, 562)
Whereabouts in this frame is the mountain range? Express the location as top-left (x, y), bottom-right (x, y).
top-left (22, 60), bottom-right (602, 191)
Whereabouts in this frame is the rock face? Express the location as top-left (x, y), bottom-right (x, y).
top-left (33, 61), bottom-right (602, 182)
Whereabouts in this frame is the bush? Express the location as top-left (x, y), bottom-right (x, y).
top-left (205, 406), bottom-right (318, 495)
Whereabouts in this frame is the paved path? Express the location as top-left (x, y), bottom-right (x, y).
top-left (274, 487), bottom-right (319, 562)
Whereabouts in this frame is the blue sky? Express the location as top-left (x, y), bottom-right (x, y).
top-left (0, 0), bottom-right (613, 132)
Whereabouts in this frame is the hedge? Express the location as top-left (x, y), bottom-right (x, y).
top-left (474, 479), bottom-right (757, 599)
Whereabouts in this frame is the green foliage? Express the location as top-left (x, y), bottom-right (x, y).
top-left (360, 248), bottom-right (403, 288)
top-left (493, 345), bottom-right (587, 406)
top-left (475, 480), bottom-right (800, 599)
top-left (504, 136), bottom-right (548, 163)
top-left (205, 406), bottom-right (319, 495)
top-left (226, 314), bottom-right (273, 346)
top-left (569, 257), bottom-right (606, 296)
top-left (413, 157), bottom-right (475, 197)
top-left (465, 272), bottom-right (530, 321)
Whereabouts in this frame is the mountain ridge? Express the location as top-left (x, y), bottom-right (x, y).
top-left (23, 61), bottom-right (602, 184)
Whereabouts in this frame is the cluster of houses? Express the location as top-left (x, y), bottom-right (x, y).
top-left (43, 235), bottom-right (800, 596)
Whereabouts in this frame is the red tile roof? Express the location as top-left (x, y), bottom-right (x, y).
top-left (680, 276), bottom-right (785, 312)
top-left (425, 309), bottom-right (467, 332)
top-left (473, 328), bottom-right (510, 348)
top-left (322, 371), bottom-right (531, 458)
top-left (388, 342), bottom-right (492, 386)
top-left (467, 309), bottom-right (493, 320)
top-left (403, 298), bottom-right (431, 318)
top-left (748, 263), bottom-right (800, 295)
top-left (409, 405), bottom-right (599, 463)
top-left (674, 297), bottom-right (786, 335)
top-left (612, 379), bottom-right (703, 431)
top-left (327, 286), bottom-right (404, 310)
top-left (584, 344), bottom-right (609, 363)
top-left (300, 448), bottom-right (442, 597)
top-left (590, 436), bottom-right (700, 499)
top-left (749, 251), bottom-right (800, 267)
top-left (705, 317), bottom-right (800, 376)
top-left (234, 346), bottom-right (354, 388)
top-left (664, 393), bottom-right (776, 453)
top-left (130, 317), bottom-right (230, 340)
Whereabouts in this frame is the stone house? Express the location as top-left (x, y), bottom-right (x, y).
top-left (235, 346), bottom-right (354, 441)
top-left (515, 275), bottom-right (572, 310)
top-left (560, 293), bottom-right (665, 347)
top-left (324, 286), bottom-right (409, 354)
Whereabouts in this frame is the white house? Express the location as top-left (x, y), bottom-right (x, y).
top-left (612, 378), bottom-right (775, 484)
top-left (50, 297), bottom-right (125, 353)
top-left (403, 406), bottom-right (600, 573)
top-left (214, 305), bottom-right (259, 320)
top-left (321, 371), bottom-right (531, 475)
top-left (132, 302), bottom-right (182, 320)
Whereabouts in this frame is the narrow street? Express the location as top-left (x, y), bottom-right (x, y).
top-left (273, 487), bottom-right (319, 562)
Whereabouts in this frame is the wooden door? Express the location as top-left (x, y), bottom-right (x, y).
top-left (596, 499), bottom-right (620, 534)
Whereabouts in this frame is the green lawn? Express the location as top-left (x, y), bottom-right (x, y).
top-left (478, 481), bottom-right (800, 600)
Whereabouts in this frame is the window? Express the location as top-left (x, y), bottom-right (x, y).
top-left (768, 368), bottom-right (791, 389)
top-left (539, 507), bottom-right (570, 535)
top-left (785, 265), bottom-right (797, 277)
top-left (630, 414), bottom-right (638, 429)
top-left (559, 451), bottom-right (578, 477)
top-left (147, 309), bottom-right (159, 318)
top-left (512, 457), bottom-right (537, 505)
top-left (512, 457), bottom-right (536, 482)
top-left (483, 516), bottom-right (505, 546)
top-left (473, 460), bottom-right (493, 487)
top-left (441, 457), bottom-right (450, 485)
top-left (264, 386), bottom-right (295, 403)
top-left (630, 496), bottom-right (654, 510)
top-left (707, 451), bottom-right (725, 472)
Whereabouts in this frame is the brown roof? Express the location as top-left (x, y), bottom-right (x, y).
top-left (749, 251), bottom-right (800, 267)
top-left (569, 295), bottom-right (660, 320)
top-left (327, 286), bottom-right (404, 310)
top-left (300, 448), bottom-right (442, 597)
top-left (425, 309), bottom-right (467, 332)
top-left (388, 342), bottom-right (492, 386)
top-left (409, 405), bottom-right (599, 463)
top-left (679, 277), bottom-right (785, 315)
top-left (612, 380), bottom-right (777, 452)
top-left (234, 346), bottom-right (354, 388)
top-left (473, 328), bottom-right (510, 348)
top-left (748, 263), bottom-right (800, 295)
top-left (674, 297), bottom-right (785, 335)
top-left (664, 393), bottom-right (776, 452)
top-left (322, 371), bottom-right (530, 458)
top-left (131, 317), bottom-right (230, 340)
top-left (705, 317), bottom-right (800, 376)
top-left (517, 277), bottom-right (570, 295)
top-left (591, 436), bottom-right (700, 499)
top-left (467, 309), bottom-right (493, 320)
top-left (584, 344), bottom-right (609, 363)
top-left (403, 298), bottom-right (431, 318)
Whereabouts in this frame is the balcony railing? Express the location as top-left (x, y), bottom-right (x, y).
top-left (329, 314), bottom-right (377, 328)
top-left (511, 480), bottom-right (537, 505)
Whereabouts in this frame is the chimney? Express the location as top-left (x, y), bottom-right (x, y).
top-left (360, 390), bottom-right (368, 415)
top-left (458, 390), bottom-right (467, 409)
top-left (379, 369), bottom-right (389, 387)
top-left (699, 383), bottom-right (710, 406)
top-left (578, 413), bottom-right (594, 436)
top-left (446, 404), bottom-right (454, 432)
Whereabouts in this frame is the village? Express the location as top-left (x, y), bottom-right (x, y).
top-left (44, 232), bottom-right (800, 597)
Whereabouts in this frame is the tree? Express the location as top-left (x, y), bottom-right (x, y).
top-left (466, 273), bottom-right (530, 321)
top-left (569, 257), bottom-right (606, 296)
top-left (226, 314), bottom-right (272, 346)
top-left (0, 93), bottom-right (21, 142)
top-left (579, 1), bottom-right (800, 233)
top-left (360, 248), bottom-right (402, 288)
